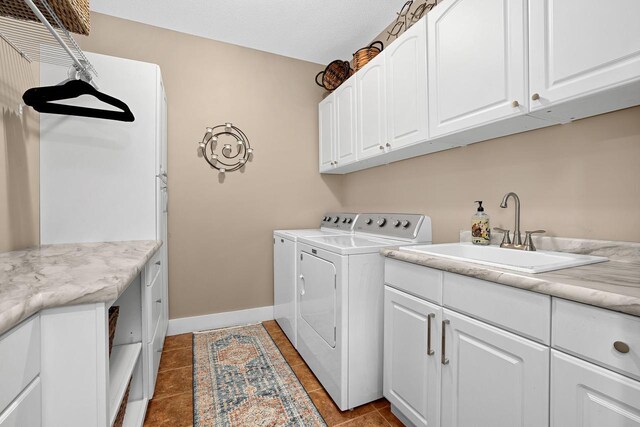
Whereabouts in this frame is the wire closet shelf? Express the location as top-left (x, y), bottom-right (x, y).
top-left (0, 0), bottom-right (96, 82)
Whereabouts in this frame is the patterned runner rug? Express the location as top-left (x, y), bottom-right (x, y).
top-left (194, 323), bottom-right (326, 426)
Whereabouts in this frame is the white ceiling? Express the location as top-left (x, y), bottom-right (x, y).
top-left (90, 0), bottom-right (405, 64)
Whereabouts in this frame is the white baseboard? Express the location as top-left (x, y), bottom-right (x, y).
top-left (167, 305), bottom-right (274, 336)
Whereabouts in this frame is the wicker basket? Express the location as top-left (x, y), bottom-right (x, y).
top-left (113, 378), bottom-right (132, 427)
top-left (353, 41), bottom-right (384, 72)
top-left (315, 60), bottom-right (353, 92)
top-left (0, 0), bottom-right (90, 35)
top-left (108, 306), bottom-right (120, 357)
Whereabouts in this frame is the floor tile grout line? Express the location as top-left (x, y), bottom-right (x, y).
top-left (150, 390), bottom-right (193, 403)
top-left (376, 407), bottom-right (394, 426)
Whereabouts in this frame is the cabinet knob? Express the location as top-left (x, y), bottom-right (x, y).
top-left (614, 341), bottom-right (630, 354)
top-left (386, 143), bottom-right (391, 148)
top-left (512, 100), bottom-right (520, 108)
top-left (379, 145), bottom-right (384, 150)
top-left (155, 261), bottom-right (161, 266)
top-left (156, 298), bottom-right (162, 303)
top-left (531, 93), bottom-right (540, 101)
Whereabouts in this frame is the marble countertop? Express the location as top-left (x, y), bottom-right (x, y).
top-left (382, 235), bottom-right (640, 317)
top-left (0, 240), bottom-right (162, 336)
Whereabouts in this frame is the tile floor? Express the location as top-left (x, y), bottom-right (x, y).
top-left (143, 320), bottom-right (404, 427)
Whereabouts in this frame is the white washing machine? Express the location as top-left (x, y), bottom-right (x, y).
top-left (273, 213), bottom-right (358, 348)
top-left (296, 213), bottom-right (432, 410)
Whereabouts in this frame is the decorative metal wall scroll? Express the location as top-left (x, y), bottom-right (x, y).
top-left (198, 123), bottom-right (253, 174)
top-left (387, 0), bottom-right (439, 41)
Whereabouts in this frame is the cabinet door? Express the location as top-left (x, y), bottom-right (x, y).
top-left (334, 78), bottom-right (357, 166)
top-left (273, 236), bottom-right (296, 347)
top-left (357, 53), bottom-right (387, 160)
top-left (441, 309), bottom-right (549, 427)
top-left (384, 286), bottom-right (440, 427)
top-left (551, 350), bottom-right (640, 427)
top-left (386, 18), bottom-right (428, 149)
top-left (529, 0), bottom-right (640, 114)
top-left (427, 0), bottom-right (527, 137)
top-left (319, 95), bottom-right (335, 172)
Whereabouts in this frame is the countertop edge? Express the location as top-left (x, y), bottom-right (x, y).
top-left (0, 240), bottom-right (162, 337)
top-left (381, 248), bottom-right (640, 317)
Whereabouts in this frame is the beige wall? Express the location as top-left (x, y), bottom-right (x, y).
top-left (342, 106), bottom-right (640, 244)
top-left (0, 39), bottom-right (39, 252)
top-left (79, 13), bottom-right (344, 319)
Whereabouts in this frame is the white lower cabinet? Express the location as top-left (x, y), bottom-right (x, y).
top-left (440, 309), bottom-right (549, 427)
top-left (384, 287), bottom-right (441, 427)
top-left (551, 350), bottom-right (640, 427)
top-left (384, 261), bottom-right (640, 427)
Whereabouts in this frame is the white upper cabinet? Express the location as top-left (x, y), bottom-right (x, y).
top-left (529, 0), bottom-right (640, 121)
top-left (357, 53), bottom-right (387, 160)
top-left (318, 95), bottom-right (335, 172)
top-left (427, 0), bottom-right (528, 137)
top-left (440, 309), bottom-right (549, 427)
top-left (334, 77), bottom-right (358, 166)
top-left (386, 18), bottom-right (428, 149)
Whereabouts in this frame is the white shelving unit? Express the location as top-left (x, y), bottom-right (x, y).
top-left (108, 343), bottom-right (142, 426)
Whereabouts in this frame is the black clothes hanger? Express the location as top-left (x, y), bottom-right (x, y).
top-left (22, 79), bottom-right (135, 122)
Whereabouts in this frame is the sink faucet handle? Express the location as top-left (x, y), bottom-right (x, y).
top-left (493, 227), bottom-right (512, 247)
top-left (523, 230), bottom-right (546, 251)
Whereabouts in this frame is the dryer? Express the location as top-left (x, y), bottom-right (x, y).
top-left (296, 214), bottom-right (432, 410)
top-left (273, 213), bottom-right (358, 348)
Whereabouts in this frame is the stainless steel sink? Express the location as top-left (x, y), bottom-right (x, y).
top-left (399, 243), bottom-right (608, 274)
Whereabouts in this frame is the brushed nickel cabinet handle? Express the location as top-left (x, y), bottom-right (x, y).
top-left (156, 298), bottom-right (162, 303)
top-left (441, 319), bottom-right (450, 365)
top-left (512, 100), bottom-right (519, 108)
top-left (155, 261), bottom-right (161, 265)
top-left (386, 142), bottom-right (391, 148)
top-left (427, 313), bottom-right (435, 356)
top-left (379, 145), bottom-right (384, 150)
top-left (614, 341), bottom-right (630, 354)
top-left (531, 93), bottom-right (540, 101)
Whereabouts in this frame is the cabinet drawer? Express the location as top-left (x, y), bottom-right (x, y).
top-left (0, 316), bottom-right (40, 412)
top-left (552, 298), bottom-right (640, 381)
top-left (443, 273), bottom-right (551, 344)
top-left (0, 378), bottom-right (41, 427)
top-left (145, 250), bottom-right (162, 287)
top-left (384, 259), bottom-right (443, 304)
top-left (146, 269), bottom-right (163, 340)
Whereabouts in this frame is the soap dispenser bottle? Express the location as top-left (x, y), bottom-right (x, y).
top-left (472, 201), bottom-right (491, 245)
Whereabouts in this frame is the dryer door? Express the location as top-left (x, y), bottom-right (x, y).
top-left (299, 252), bottom-right (337, 347)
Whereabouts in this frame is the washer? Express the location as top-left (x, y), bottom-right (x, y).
top-left (273, 213), bottom-right (358, 348)
top-left (296, 213), bottom-right (432, 410)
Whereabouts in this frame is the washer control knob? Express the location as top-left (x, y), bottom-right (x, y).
top-left (393, 220), bottom-right (401, 227)
top-left (346, 218), bottom-right (352, 224)
top-left (333, 217), bottom-right (340, 223)
top-left (377, 218), bottom-right (387, 227)
top-left (365, 218), bottom-right (373, 225)
top-left (327, 217), bottom-right (332, 222)
top-left (342, 218), bottom-right (347, 223)
top-left (401, 220), bottom-right (411, 228)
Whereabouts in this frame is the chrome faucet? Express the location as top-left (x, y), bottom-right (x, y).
top-left (494, 192), bottom-right (546, 251)
top-left (500, 192), bottom-right (522, 246)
